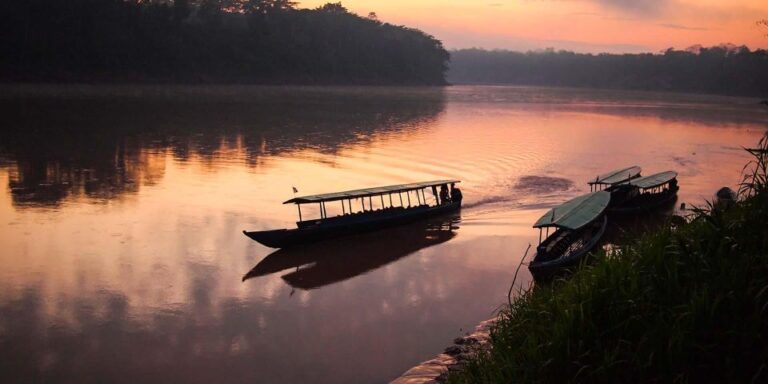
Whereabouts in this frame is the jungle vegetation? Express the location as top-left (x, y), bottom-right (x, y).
top-left (0, 0), bottom-right (449, 85)
top-left (448, 46), bottom-right (768, 96)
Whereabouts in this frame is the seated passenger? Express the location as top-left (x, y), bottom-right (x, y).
top-left (439, 185), bottom-right (450, 204)
top-left (450, 183), bottom-right (463, 203)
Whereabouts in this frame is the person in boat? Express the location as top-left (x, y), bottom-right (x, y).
top-left (439, 184), bottom-right (450, 204)
top-left (450, 183), bottom-right (463, 203)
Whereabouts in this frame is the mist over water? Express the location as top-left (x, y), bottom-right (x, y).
top-left (0, 85), bottom-right (765, 383)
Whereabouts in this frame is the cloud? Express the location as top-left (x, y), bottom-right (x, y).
top-left (594, 0), bottom-right (670, 17)
top-left (427, 24), bottom-right (651, 53)
top-left (657, 23), bottom-right (710, 31)
top-left (602, 16), bottom-right (638, 21)
top-left (568, 11), bottom-right (600, 16)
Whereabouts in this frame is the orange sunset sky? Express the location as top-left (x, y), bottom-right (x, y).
top-left (300, 0), bottom-right (768, 53)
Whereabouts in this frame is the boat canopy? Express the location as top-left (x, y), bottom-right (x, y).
top-left (533, 191), bottom-right (611, 230)
top-left (283, 180), bottom-right (460, 204)
top-left (625, 171), bottom-right (677, 189)
top-left (588, 166), bottom-right (642, 186)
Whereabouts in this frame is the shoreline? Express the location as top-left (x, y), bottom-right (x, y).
top-left (444, 134), bottom-right (768, 383)
top-left (390, 318), bottom-right (499, 384)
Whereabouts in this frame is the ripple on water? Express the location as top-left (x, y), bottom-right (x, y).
top-left (514, 175), bottom-right (574, 194)
top-left (460, 175), bottom-right (576, 217)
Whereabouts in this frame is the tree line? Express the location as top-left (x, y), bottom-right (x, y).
top-left (0, 0), bottom-right (449, 85)
top-left (448, 47), bottom-right (768, 97)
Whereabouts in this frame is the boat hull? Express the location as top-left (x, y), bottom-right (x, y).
top-left (243, 202), bottom-right (461, 248)
top-left (528, 215), bottom-right (608, 281)
top-left (608, 186), bottom-right (678, 215)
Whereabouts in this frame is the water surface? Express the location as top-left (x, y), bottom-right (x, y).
top-left (0, 85), bottom-right (765, 383)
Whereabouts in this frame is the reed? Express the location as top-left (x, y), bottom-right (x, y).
top-left (448, 133), bottom-right (768, 383)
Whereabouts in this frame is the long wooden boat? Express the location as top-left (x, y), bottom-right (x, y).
top-left (588, 166), bottom-right (642, 192)
top-left (243, 180), bottom-right (462, 248)
top-left (528, 191), bottom-right (611, 281)
top-left (607, 171), bottom-right (678, 214)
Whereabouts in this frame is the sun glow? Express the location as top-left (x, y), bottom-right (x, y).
top-left (299, 0), bottom-right (768, 53)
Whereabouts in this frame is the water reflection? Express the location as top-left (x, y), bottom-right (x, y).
top-left (0, 85), bottom-right (766, 384)
top-left (449, 86), bottom-right (768, 127)
top-left (7, 140), bottom-right (156, 206)
top-left (0, 86), bottom-right (446, 207)
top-left (244, 214), bottom-right (460, 289)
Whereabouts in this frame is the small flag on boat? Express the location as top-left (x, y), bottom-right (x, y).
top-left (292, 186), bottom-right (298, 193)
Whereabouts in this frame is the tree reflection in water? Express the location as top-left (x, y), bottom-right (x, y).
top-left (0, 86), bottom-right (446, 207)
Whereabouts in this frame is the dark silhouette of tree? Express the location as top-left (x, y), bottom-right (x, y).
top-left (173, 0), bottom-right (191, 22)
top-left (243, 0), bottom-right (296, 15)
top-left (317, 2), bottom-right (347, 13)
top-left (198, 0), bottom-right (226, 25)
top-left (0, 0), bottom-right (449, 85)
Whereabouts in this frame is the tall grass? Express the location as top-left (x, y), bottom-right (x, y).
top-left (449, 133), bottom-right (768, 383)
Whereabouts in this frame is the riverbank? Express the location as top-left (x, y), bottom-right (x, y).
top-left (447, 134), bottom-right (768, 383)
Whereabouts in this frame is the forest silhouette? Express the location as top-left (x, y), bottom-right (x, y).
top-left (448, 47), bottom-right (768, 97)
top-left (3, 1), bottom-right (766, 94)
top-left (0, 0), bottom-right (449, 85)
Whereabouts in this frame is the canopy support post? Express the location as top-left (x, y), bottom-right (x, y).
top-left (380, 194), bottom-right (385, 208)
top-left (407, 191), bottom-right (412, 207)
top-left (538, 228), bottom-right (542, 244)
top-left (399, 192), bottom-right (404, 206)
top-left (341, 200), bottom-right (345, 215)
top-left (389, 193), bottom-right (393, 207)
top-left (297, 204), bottom-right (302, 222)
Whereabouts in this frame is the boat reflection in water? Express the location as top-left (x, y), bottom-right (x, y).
top-left (243, 213), bottom-right (460, 290)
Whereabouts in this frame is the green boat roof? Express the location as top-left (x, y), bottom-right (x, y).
top-left (533, 191), bottom-right (611, 230)
top-left (624, 171), bottom-right (677, 189)
top-left (284, 179), bottom-right (460, 204)
top-left (588, 166), bottom-right (642, 185)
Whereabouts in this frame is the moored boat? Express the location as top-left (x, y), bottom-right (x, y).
top-left (528, 191), bottom-right (611, 281)
top-left (607, 171), bottom-right (678, 214)
top-left (588, 166), bottom-right (642, 191)
top-left (243, 180), bottom-right (462, 248)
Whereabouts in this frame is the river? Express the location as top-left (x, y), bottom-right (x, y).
top-left (0, 85), bottom-right (765, 383)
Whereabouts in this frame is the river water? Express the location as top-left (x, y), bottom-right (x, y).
top-left (0, 85), bottom-right (765, 383)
